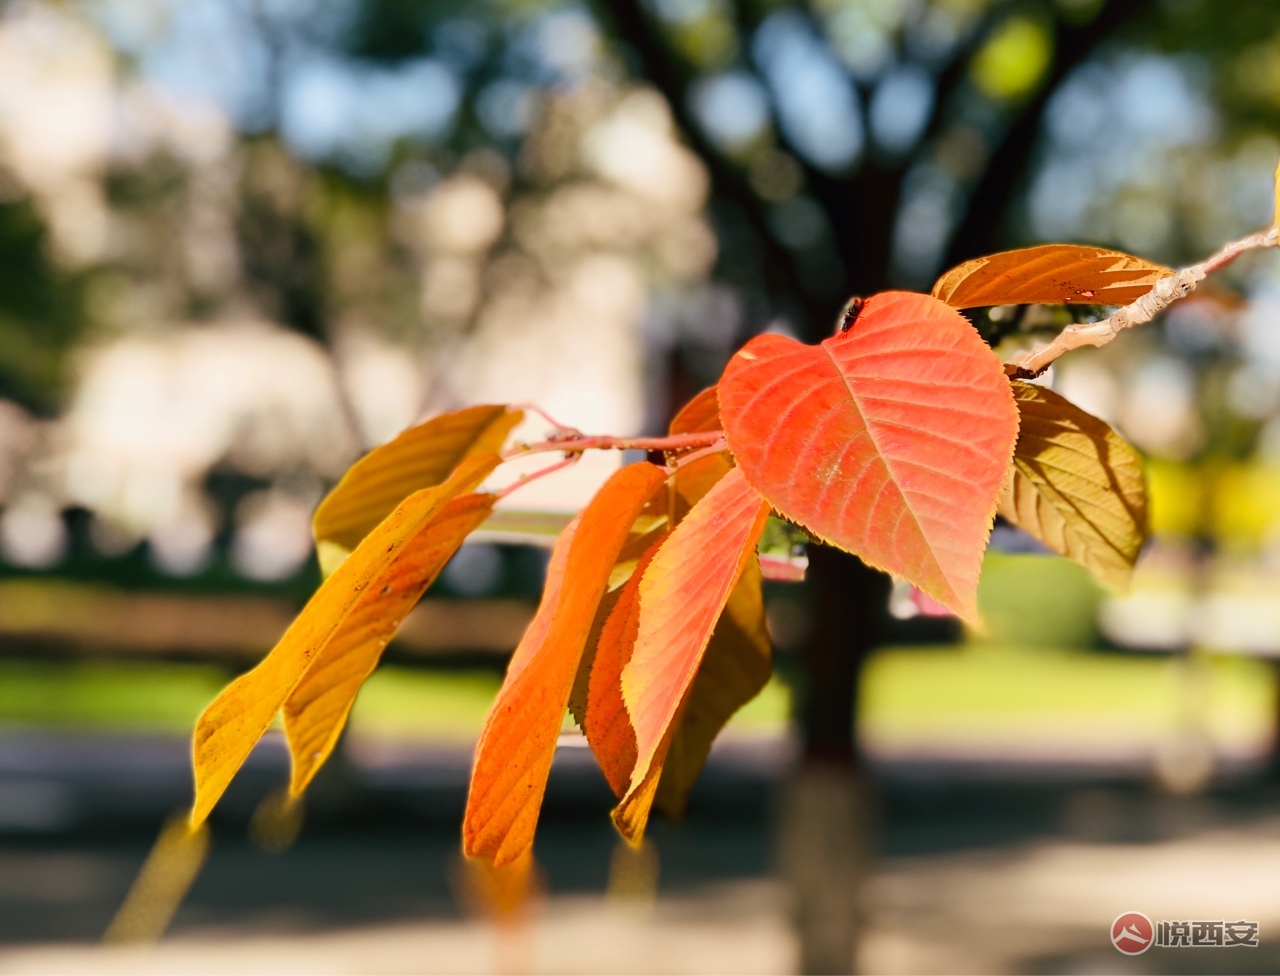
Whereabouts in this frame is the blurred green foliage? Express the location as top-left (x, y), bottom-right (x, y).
top-left (0, 201), bottom-right (84, 413)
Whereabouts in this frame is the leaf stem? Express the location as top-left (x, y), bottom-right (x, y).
top-left (495, 453), bottom-right (582, 500)
top-left (1004, 225), bottom-right (1280, 378)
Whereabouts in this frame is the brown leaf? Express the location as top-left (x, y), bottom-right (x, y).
top-left (932, 244), bottom-right (1172, 308)
top-left (1000, 381), bottom-right (1147, 589)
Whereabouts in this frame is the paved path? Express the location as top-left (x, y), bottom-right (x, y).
top-left (2, 731), bottom-right (1280, 973)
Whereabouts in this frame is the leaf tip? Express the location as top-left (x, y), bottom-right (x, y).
top-left (1274, 154), bottom-right (1280, 230)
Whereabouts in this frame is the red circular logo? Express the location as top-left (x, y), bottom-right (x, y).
top-left (1112, 912), bottom-right (1154, 955)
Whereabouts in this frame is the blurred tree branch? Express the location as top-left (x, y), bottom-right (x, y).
top-left (943, 0), bottom-right (1156, 268)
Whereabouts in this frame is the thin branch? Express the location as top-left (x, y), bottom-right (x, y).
top-left (942, 0), bottom-right (1156, 269)
top-left (495, 453), bottom-right (582, 500)
top-left (501, 430), bottom-right (724, 461)
top-left (668, 438), bottom-right (729, 469)
top-left (509, 401), bottom-right (579, 435)
top-left (1004, 226), bottom-right (1279, 378)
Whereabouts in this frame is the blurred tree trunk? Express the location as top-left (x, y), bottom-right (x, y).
top-left (593, 1), bottom-right (1151, 969)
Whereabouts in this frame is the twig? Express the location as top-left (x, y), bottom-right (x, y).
top-left (668, 437), bottom-right (728, 470)
top-left (501, 431), bottom-right (723, 461)
top-left (510, 402), bottom-right (580, 436)
top-left (1004, 226), bottom-right (1280, 378)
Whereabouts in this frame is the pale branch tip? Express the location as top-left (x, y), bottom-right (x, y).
top-left (1003, 225), bottom-right (1280, 378)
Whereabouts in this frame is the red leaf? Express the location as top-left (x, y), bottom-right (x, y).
top-left (614, 466), bottom-right (770, 841)
top-left (718, 291), bottom-right (1018, 622)
top-left (463, 462), bottom-right (667, 866)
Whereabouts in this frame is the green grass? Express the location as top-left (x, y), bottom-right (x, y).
top-left (0, 659), bottom-right (229, 732)
top-left (861, 644), bottom-right (1273, 751)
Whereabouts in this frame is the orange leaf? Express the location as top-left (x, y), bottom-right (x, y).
top-left (463, 461), bottom-right (668, 866)
top-left (653, 557), bottom-right (770, 819)
top-left (313, 404), bottom-right (521, 574)
top-left (931, 244), bottom-right (1172, 308)
top-left (614, 466), bottom-right (770, 843)
top-left (283, 493), bottom-right (496, 795)
top-left (669, 386), bottom-right (722, 435)
top-left (718, 290), bottom-right (1018, 622)
top-left (585, 548), bottom-right (771, 819)
top-left (584, 536), bottom-right (666, 798)
top-left (191, 454), bottom-right (499, 827)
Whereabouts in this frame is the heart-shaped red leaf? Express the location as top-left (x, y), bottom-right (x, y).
top-left (718, 291), bottom-right (1018, 621)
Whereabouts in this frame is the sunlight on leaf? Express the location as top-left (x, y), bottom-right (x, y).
top-left (313, 404), bottom-right (521, 575)
top-left (284, 494), bottom-right (495, 793)
top-left (463, 462), bottom-right (668, 866)
top-left (999, 381), bottom-right (1147, 590)
top-left (615, 466), bottom-right (770, 843)
top-left (719, 291), bottom-right (1018, 622)
top-left (191, 453), bottom-right (499, 826)
top-left (932, 244), bottom-right (1172, 308)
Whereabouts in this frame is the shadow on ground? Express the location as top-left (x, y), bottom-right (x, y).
top-left (2, 731), bottom-right (1280, 973)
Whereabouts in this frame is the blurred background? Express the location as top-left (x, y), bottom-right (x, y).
top-left (1, 0), bottom-right (1280, 972)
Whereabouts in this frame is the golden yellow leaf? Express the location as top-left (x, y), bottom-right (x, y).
top-left (284, 492), bottom-right (496, 795)
top-left (1274, 155), bottom-right (1280, 229)
top-left (932, 244), bottom-right (1172, 308)
top-left (999, 381), bottom-right (1147, 589)
top-left (191, 453), bottom-right (499, 827)
top-left (313, 404), bottom-right (521, 575)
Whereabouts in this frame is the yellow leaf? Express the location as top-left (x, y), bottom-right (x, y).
top-left (284, 492), bottom-right (496, 795)
top-left (932, 244), bottom-right (1172, 309)
top-left (313, 404), bottom-right (521, 575)
top-left (191, 453), bottom-right (499, 827)
top-left (1274, 155), bottom-right (1280, 229)
top-left (999, 381), bottom-right (1147, 590)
